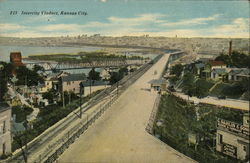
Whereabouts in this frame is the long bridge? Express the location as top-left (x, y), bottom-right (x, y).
top-left (24, 58), bottom-right (150, 72)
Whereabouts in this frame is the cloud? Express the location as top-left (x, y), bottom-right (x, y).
top-left (39, 24), bottom-right (83, 31)
top-left (0, 23), bottom-right (26, 31)
top-left (208, 18), bottom-right (249, 38)
top-left (108, 13), bottom-right (166, 25)
top-left (0, 14), bottom-right (248, 38)
top-left (162, 14), bottom-right (221, 27)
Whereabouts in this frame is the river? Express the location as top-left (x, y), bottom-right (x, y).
top-left (0, 45), bottom-right (157, 74)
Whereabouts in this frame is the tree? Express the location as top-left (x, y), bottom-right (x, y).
top-left (109, 67), bottom-right (128, 85)
top-left (182, 72), bottom-right (196, 96)
top-left (0, 62), bottom-right (13, 101)
top-left (170, 64), bottom-right (183, 77)
top-left (118, 67), bottom-right (128, 76)
top-left (42, 89), bottom-right (55, 104)
top-left (88, 68), bottom-right (101, 80)
top-left (16, 66), bottom-right (44, 86)
top-left (109, 72), bottom-right (121, 85)
top-left (215, 51), bottom-right (250, 68)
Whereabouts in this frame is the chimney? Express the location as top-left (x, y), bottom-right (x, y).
top-left (229, 40), bottom-right (232, 56)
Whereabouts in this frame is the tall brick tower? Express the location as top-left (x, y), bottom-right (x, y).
top-left (229, 40), bottom-right (232, 56)
top-left (10, 52), bottom-right (24, 75)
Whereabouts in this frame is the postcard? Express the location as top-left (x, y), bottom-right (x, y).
top-left (0, 0), bottom-right (249, 163)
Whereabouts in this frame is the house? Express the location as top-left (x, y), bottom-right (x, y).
top-left (60, 73), bottom-right (87, 94)
top-left (100, 69), bottom-right (111, 80)
top-left (203, 60), bottom-right (227, 79)
top-left (80, 80), bottom-right (110, 96)
top-left (216, 114), bottom-right (249, 161)
top-left (39, 71), bottom-right (69, 93)
top-left (0, 103), bottom-right (12, 156)
top-left (228, 68), bottom-right (250, 81)
top-left (148, 79), bottom-right (167, 93)
top-left (210, 68), bottom-right (228, 80)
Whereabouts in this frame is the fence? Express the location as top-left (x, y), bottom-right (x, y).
top-left (146, 94), bottom-right (161, 134)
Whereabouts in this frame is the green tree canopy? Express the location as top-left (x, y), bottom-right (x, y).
top-left (0, 62), bottom-right (13, 101)
top-left (16, 66), bottom-right (44, 86)
top-left (215, 51), bottom-right (250, 68)
top-left (170, 64), bottom-right (183, 77)
top-left (88, 68), bottom-right (101, 80)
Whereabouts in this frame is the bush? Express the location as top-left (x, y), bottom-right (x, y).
top-left (12, 106), bottom-right (33, 123)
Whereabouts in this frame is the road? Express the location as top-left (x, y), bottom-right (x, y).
top-left (173, 92), bottom-right (249, 111)
top-left (58, 53), bottom-right (195, 163)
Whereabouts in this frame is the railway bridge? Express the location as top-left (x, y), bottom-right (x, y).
top-left (25, 58), bottom-right (150, 72)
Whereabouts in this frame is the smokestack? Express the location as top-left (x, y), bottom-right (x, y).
top-left (229, 40), bottom-right (232, 56)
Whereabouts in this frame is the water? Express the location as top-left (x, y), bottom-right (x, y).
top-left (0, 45), bottom-right (157, 62)
top-left (0, 45), bottom-right (158, 74)
top-left (0, 45), bottom-right (102, 62)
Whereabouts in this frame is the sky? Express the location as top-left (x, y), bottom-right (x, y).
top-left (0, 0), bottom-right (249, 38)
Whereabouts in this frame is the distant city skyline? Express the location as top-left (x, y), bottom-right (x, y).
top-left (0, 0), bottom-right (249, 38)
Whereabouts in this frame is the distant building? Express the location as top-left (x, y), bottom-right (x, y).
top-left (0, 103), bottom-right (12, 156)
top-left (216, 114), bottom-right (249, 161)
top-left (60, 73), bottom-right (87, 94)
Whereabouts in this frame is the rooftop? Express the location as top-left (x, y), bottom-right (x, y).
top-left (148, 79), bottom-right (167, 85)
top-left (81, 80), bottom-right (109, 87)
top-left (61, 73), bottom-right (87, 82)
top-left (209, 60), bottom-right (226, 66)
top-left (211, 68), bottom-right (227, 74)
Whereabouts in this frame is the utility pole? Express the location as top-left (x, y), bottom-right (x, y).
top-left (117, 81), bottom-right (119, 96)
top-left (69, 91), bottom-right (71, 104)
top-left (90, 79), bottom-right (92, 97)
top-left (79, 82), bottom-right (84, 118)
top-left (62, 90), bottom-right (65, 108)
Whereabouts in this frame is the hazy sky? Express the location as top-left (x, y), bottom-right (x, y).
top-left (0, 0), bottom-right (249, 38)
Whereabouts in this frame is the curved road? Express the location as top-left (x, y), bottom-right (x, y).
top-left (58, 53), bottom-right (195, 163)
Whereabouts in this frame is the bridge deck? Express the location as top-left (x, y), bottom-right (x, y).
top-left (58, 54), bottom-right (195, 163)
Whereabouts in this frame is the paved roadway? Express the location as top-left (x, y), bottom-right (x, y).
top-left (58, 54), bottom-right (195, 163)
